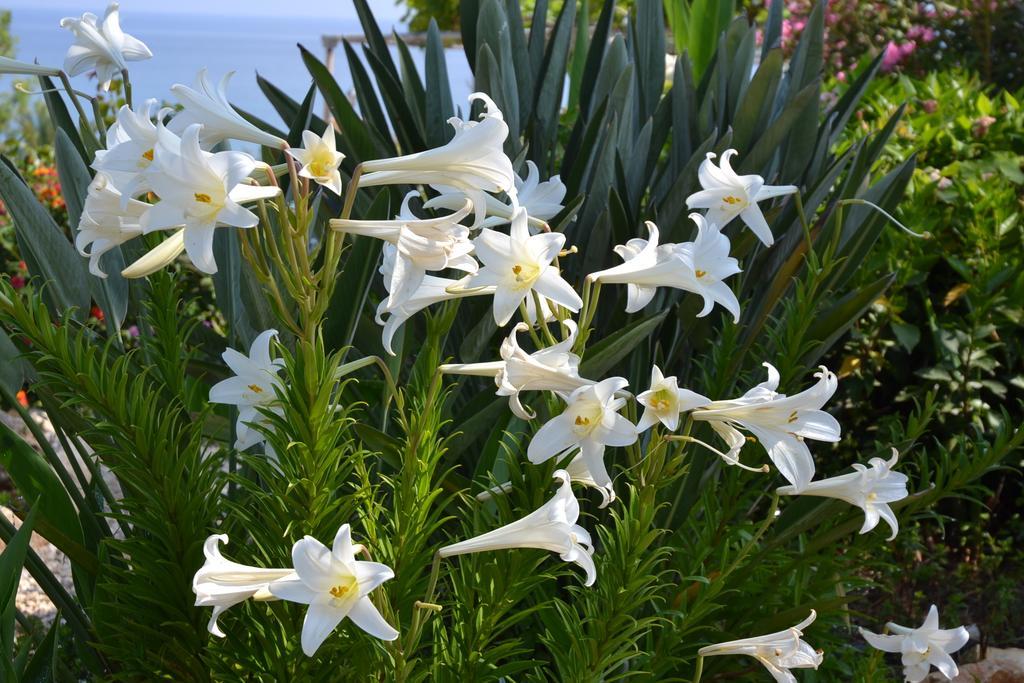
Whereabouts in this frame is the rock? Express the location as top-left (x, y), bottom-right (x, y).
top-left (930, 648), bottom-right (1024, 682)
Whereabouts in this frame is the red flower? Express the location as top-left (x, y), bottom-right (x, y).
top-left (10, 275), bottom-right (25, 290)
top-left (90, 305), bottom-right (105, 322)
top-left (16, 389), bottom-right (29, 408)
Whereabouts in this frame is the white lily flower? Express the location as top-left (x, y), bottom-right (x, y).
top-left (288, 127), bottom-right (345, 195)
top-left (425, 160), bottom-right (567, 229)
top-left (375, 244), bottom-right (492, 355)
top-left (332, 191), bottom-right (477, 311)
top-left (208, 329), bottom-right (285, 451)
top-left (685, 363), bottom-right (840, 492)
top-left (137, 123), bottom-right (279, 274)
top-left (268, 524), bottom-right (398, 656)
top-left (698, 611), bottom-right (823, 683)
top-left (440, 470), bottom-right (596, 585)
top-left (527, 377), bottom-right (637, 492)
top-left (169, 69), bottom-right (287, 150)
top-left (636, 365), bottom-right (707, 432)
top-left (439, 320), bottom-right (593, 420)
top-left (91, 98), bottom-right (164, 197)
top-left (685, 149), bottom-right (797, 247)
top-left (192, 534), bottom-right (291, 638)
top-left (778, 449), bottom-right (909, 540)
top-left (587, 216), bottom-right (741, 321)
top-left (860, 605), bottom-right (969, 682)
top-left (75, 173), bottom-right (147, 278)
top-left (60, 2), bottom-right (151, 90)
top-left (360, 92), bottom-right (515, 226)
top-left (469, 206), bottom-right (582, 326)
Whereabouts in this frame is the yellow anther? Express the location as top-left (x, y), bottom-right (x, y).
top-left (194, 192), bottom-right (212, 203)
top-left (142, 148), bottom-right (154, 161)
top-left (574, 415), bottom-right (590, 426)
top-left (329, 584), bottom-right (352, 599)
top-left (695, 269), bottom-right (707, 278)
top-left (723, 195), bottom-right (743, 205)
top-left (247, 384), bottom-right (264, 394)
top-left (787, 410), bottom-right (798, 424)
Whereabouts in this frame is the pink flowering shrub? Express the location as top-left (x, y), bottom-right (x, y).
top-left (751, 0), bottom-right (1024, 88)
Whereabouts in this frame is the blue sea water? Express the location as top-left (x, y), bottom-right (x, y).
top-left (5, 4), bottom-right (476, 136)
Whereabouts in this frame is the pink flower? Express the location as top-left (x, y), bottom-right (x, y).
top-left (972, 115), bottom-right (996, 138)
top-left (881, 42), bottom-right (902, 71)
top-left (922, 99), bottom-right (938, 114)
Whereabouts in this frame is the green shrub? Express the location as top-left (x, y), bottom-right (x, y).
top-left (833, 68), bottom-right (1024, 648)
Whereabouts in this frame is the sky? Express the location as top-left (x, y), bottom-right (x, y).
top-left (1, 0), bottom-right (406, 21)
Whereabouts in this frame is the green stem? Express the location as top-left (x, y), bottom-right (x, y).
top-left (120, 68), bottom-right (132, 108)
top-left (692, 655), bottom-right (704, 683)
top-left (58, 71), bottom-right (95, 137)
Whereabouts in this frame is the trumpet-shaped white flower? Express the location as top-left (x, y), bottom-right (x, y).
top-left (698, 611), bottom-right (823, 683)
top-left (636, 365), bottom-right (707, 432)
top-left (439, 320), bottom-right (593, 419)
top-left (208, 330), bottom-right (285, 451)
top-left (360, 93), bottom-right (515, 226)
top-left (778, 449), bottom-right (909, 540)
top-left (425, 159), bottom-right (567, 229)
top-left (138, 123), bottom-right (279, 274)
top-left (169, 69), bottom-right (287, 150)
top-left (860, 605), bottom-right (969, 682)
top-left (75, 173), bottom-right (147, 277)
top-left (440, 470), bottom-right (596, 585)
top-left (60, 3), bottom-right (151, 90)
top-left (91, 98), bottom-right (164, 197)
top-left (683, 363), bottom-right (840, 491)
top-left (333, 192), bottom-right (477, 311)
top-left (685, 149), bottom-right (797, 247)
top-left (587, 216), bottom-right (741, 321)
top-left (288, 127), bottom-right (345, 195)
top-left (469, 207), bottom-right (582, 326)
top-left (375, 244), bottom-right (492, 355)
top-left (528, 378), bottom-right (637, 492)
top-left (269, 525), bottom-right (398, 656)
top-left (192, 534), bottom-right (291, 638)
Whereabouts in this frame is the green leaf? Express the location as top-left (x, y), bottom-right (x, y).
top-left (581, 310), bottom-right (669, 378)
top-left (632, 0), bottom-right (666, 123)
top-left (738, 79), bottom-right (820, 176)
top-left (38, 75), bottom-right (90, 163)
top-left (20, 611), bottom-right (60, 683)
top-left (0, 502), bottom-right (38, 661)
top-left (0, 156), bottom-right (91, 318)
top-left (731, 49), bottom-right (783, 155)
top-left (892, 322), bottom-right (921, 352)
top-left (579, 0), bottom-right (615, 118)
top-left (530, 0), bottom-right (575, 162)
top-left (0, 422), bottom-right (92, 573)
top-left (425, 19), bottom-right (456, 148)
top-left (0, 326), bottom-right (33, 395)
